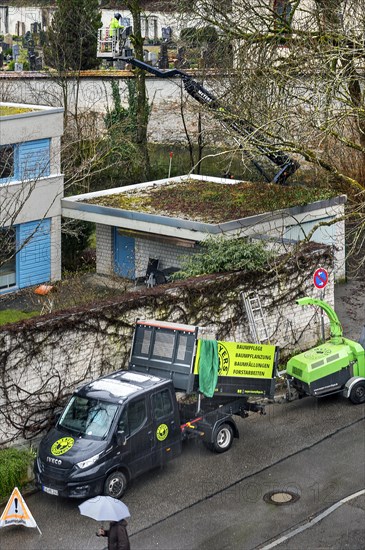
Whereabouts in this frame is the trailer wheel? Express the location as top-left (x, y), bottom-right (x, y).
top-left (211, 423), bottom-right (234, 453)
top-left (349, 381), bottom-right (365, 404)
top-left (104, 471), bottom-right (127, 498)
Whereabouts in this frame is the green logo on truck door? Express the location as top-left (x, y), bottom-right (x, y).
top-left (156, 424), bottom-right (168, 441)
top-left (51, 437), bottom-right (75, 456)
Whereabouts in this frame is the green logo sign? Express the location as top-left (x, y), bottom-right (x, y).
top-left (51, 437), bottom-right (75, 456)
top-left (156, 424), bottom-right (168, 441)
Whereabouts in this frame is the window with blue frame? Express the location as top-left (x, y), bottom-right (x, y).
top-left (0, 145), bottom-right (14, 182)
top-left (0, 228), bottom-right (16, 290)
top-left (0, 139), bottom-right (50, 183)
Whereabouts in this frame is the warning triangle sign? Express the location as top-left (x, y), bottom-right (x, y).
top-left (0, 487), bottom-right (42, 534)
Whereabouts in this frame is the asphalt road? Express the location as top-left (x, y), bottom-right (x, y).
top-left (130, 419), bottom-right (365, 550)
top-left (0, 396), bottom-right (364, 550)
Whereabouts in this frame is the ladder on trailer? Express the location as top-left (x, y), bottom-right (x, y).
top-left (242, 292), bottom-right (270, 344)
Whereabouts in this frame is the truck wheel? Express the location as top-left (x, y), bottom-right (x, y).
top-left (349, 381), bottom-right (365, 404)
top-left (104, 471), bottom-right (127, 498)
top-left (211, 423), bottom-right (233, 453)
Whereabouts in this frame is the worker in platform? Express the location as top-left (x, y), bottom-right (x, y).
top-left (109, 12), bottom-right (124, 37)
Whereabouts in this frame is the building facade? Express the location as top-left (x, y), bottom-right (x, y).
top-left (0, 102), bottom-right (64, 293)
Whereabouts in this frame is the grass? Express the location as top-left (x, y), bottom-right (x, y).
top-left (0, 309), bottom-right (39, 326)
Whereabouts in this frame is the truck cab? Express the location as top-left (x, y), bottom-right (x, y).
top-left (34, 371), bottom-right (181, 499)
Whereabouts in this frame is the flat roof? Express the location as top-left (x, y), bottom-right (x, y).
top-left (61, 175), bottom-right (346, 242)
top-left (0, 102), bottom-right (64, 119)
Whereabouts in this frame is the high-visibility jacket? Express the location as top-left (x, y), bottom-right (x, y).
top-left (110, 17), bottom-right (124, 37)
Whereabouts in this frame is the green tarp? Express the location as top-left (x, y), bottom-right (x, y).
top-left (198, 339), bottom-right (219, 397)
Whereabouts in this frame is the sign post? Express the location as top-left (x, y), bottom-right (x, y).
top-left (313, 268), bottom-right (329, 340)
top-left (168, 151), bottom-right (173, 178)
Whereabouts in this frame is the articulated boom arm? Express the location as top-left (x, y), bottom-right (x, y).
top-left (297, 297), bottom-right (343, 344)
top-left (123, 57), bottom-right (299, 185)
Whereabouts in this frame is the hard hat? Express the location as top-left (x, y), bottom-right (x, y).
top-left (114, 13), bottom-right (121, 19)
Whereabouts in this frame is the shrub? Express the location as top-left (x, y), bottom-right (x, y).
top-left (0, 447), bottom-right (35, 501)
top-left (6, 59), bottom-right (30, 71)
top-left (171, 237), bottom-right (274, 280)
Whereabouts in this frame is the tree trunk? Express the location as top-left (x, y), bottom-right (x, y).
top-left (127, 1), bottom-right (151, 180)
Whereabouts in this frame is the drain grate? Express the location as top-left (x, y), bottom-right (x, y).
top-left (263, 490), bottom-right (300, 506)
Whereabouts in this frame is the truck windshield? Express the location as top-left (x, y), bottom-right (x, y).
top-left (58, 396), bottom-right (118, 439)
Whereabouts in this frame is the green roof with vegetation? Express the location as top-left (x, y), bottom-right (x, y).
top-left (0, 106), bottom-right (36, 116)
top-left (85, 179), bottom-right (338, 223)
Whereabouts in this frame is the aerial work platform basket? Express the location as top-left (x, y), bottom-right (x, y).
top-left (97, 27), bottom-right (133, 59)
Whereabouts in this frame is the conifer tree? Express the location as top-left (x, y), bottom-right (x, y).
top-left (45, 0), bottom-right (102, 71)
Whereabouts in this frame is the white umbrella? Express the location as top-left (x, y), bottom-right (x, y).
top-left (79, 496), bottom-right (130, 522)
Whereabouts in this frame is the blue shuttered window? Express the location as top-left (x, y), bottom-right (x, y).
top-left (17, 138), bottom-right (51, 181)
top-left (18, 219), bottom-right (51, 288)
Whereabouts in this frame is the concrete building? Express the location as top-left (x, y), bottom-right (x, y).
top-left (0, 102), bottom-right (64, 293)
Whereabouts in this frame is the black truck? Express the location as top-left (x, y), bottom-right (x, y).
top-left (35, 320), bottom-right (278, 499)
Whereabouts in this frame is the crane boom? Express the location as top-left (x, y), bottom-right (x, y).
top-left (123, 57), bottom-right (299, 185)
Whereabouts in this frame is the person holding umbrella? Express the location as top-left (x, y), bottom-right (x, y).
top-left (79, 495), bottom-right (130, 550)
top-left (98, 519), bottom-right (130, 550)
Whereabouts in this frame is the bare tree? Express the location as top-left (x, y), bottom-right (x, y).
top-left (125, 0), bottom-right (151, 180)
top-left (175, 0), bottom-right (365, 270)
top-left (0, 140), bottom-right (60, 292)
top-left (176, 1), bottom-right (365, 187)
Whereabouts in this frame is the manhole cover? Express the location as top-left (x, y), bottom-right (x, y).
top-left (263, 490), bottom-right (300, 506)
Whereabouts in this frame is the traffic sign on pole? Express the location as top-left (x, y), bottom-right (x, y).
top-left (313, 268), bottom-right (329, 289)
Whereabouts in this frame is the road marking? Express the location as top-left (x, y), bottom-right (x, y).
top-left (260, 488), bottom-right (365, 550)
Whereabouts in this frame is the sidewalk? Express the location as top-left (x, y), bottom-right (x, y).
top-left (334, 279), bottom-right (365, 340)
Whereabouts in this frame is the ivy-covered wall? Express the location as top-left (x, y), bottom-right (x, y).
top-left (0, 243), bottom-right (333, 447)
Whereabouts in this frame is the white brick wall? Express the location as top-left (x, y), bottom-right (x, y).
top-left (96, 224), bottom-right (113, 274)
top-left (135, 237), bottom-right (197, 277)
top-left (51, 215), bottom-right (62, 281)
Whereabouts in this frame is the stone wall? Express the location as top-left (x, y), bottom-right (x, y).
top-left (0, 243), bottom-right (333, 447)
